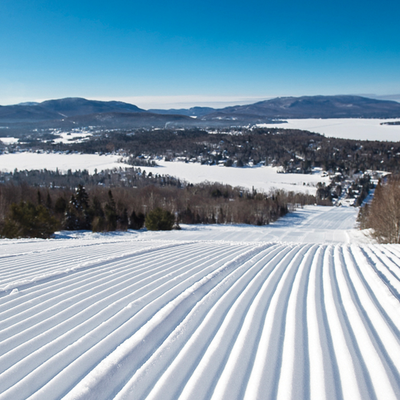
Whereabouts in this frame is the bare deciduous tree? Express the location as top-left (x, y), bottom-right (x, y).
top-left (360, 177), bottom-right (400, 243)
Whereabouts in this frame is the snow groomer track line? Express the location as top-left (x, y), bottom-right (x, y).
top-left (0, 206), bottom-right (399, 400)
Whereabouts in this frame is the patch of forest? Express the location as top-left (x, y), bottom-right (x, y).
top-left (5, 127), bottom-right (400, 174)
top-left (0, 169), bottom-right (317, 238)
top-left (357, 175), bottom-right (400, 243)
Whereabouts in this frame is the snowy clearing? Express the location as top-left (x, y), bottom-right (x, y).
top-left (1, 206), bottom-right (400, 399)
top-left (0, 137), bottom-right (19, 145)
top-left (257, 118), bottom-right (400, 141)
top-left (0, 153), bottom-right (127, 174)
top-left (0, 153), bottom-right (330, 194)
top-left (142, 161), bottom-right (329, 194)
top-left (52, 131), bottom-right (92, 144)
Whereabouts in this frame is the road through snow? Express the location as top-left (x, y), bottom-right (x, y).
top-left (0, 206), bottom-right (399, 399)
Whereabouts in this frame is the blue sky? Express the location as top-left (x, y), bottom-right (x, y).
top-left (1, 0), bottom-right (399, 108)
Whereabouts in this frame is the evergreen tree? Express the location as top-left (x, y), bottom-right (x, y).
top-left (64, 195), bottom-right (79, 230)
top-left (129, 210), bottom-right (145, 229)
top-left (119, 208), bottom-right (129, 231)
top-left (64, 186), bottom-right (92, 230)
top-left (75, 184), bottom-right (89, 210)
top-left (104, 190), bottom-right (118, 231)
top-left (54, 196), bottom-right (67, 215)
top-left (46, 192), bottom-right (52, 210)
top-left (145, 207), bottom-right (175, 231)
top-left (91, 196), bottom-right (106, 232)
top-left (1, 201), bottom-right (59, 239)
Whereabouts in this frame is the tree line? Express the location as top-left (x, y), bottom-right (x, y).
top-left (0, 180), bottom-right (316, 239)
top-left (357, 175), bottom-right (400, 243)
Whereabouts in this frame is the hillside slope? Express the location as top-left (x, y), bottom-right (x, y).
top-left (0, 98), bottom-right (146, 122)
top-left (0, 206), bottom-right (399, 400)
top-left (2, 95), bottom-right (400, 130)
top-left (203, 95), bottom-right (400, 120)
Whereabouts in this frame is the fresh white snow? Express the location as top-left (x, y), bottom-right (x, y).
top-left (0, 137), bottom-right (19, 145)
top-left (1, 205), bottom-right (400, 399)
top-left (2, 117), bottom-right (398, 196)
top-left (0, 153), bottom-right (330, 194)
top-left (143, 161), bottom-right (330, 194)
top-left (0, 152), bottom-right (127, 174)
top-left (257, 118), bottom-right (400, 141)
top-left (52, 131), bottom-right (92, 144)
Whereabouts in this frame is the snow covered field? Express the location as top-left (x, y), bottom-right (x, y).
top-left (143, 161), bottom-right (329, 194)
top-left (1, 117), bottom-right (399, 194)
top-left (0, 138), bottom-right (19, 145)
top-left (257, 118), bottom-right (400, 141)
top-left (1, 206), bottom-right (400, 399)
top-left (0, 153), bottom-right (329, 194)
top-left (0, 153), bottom-right (127, 174)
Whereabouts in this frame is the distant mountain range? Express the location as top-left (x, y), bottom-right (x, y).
top-left (1, 95), bottom-right (400, 133)
top-left (201, 95), bottom-right (400, 120)
top-left (148, 106), bottom-right (216, 117)
top-left (0, 97), bottom-right (146, 123)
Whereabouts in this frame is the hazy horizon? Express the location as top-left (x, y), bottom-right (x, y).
top-left (3, 93), bottom-right (400, 110)
top-left (1, 0), bottom-right (399, 107)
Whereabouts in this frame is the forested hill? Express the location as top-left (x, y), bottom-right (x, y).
top-left (2, 95), bottom-right (400, 131)
top-left (201, 95), bottom-right (400, 120)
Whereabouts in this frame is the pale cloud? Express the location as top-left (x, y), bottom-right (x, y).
top-left (95, 95), bottom-right (272, 109)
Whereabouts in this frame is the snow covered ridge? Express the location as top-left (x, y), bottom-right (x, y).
top-left (1, 206), bottom-right (400, 399)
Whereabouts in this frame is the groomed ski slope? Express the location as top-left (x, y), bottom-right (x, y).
top-left (1, 206), bottom-right (400, 400)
